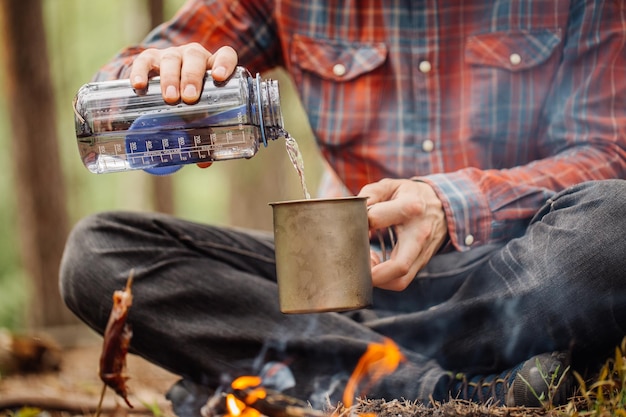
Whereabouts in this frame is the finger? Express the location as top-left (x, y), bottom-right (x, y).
top-left (372, 219), bottom-right (443, 291)
top-left (180, 43), bottom-right (212, 104)
top-left (372, 260), bottom-right (417, 291)
top-left (130, 49), bottom-right (162, 90)
top-left (372, 249), bottom-right (420, 291)
top-left (358, 183), bottom-right (384, 206)
top-left (158, 47), bottom-right (184, 104)
top-left (366, 201), bottom-right (406, 231)
top-left (208, 46), bottom-right (239, 81)
top-left (370, 250), bottom-right (382, 268)
top-left (358, 178), bottom-right (397, 206)
top-left (371, 238), bottom-right (421, 291)
top-left (367, 192), bottom-right (423, 233)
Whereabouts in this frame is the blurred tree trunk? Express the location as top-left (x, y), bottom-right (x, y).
top-left (0, 0), bottom-right (76, 327)
top-left (149, 0), bottom-right (164, 24)
top-left (148, 0), bottom-right (175, 214)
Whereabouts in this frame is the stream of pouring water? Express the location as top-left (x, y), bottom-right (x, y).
top-left (284, 135), bottom-right (311, 199)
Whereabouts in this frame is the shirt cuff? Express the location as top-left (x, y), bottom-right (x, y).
top-left (415, 172), bottom-right (493, 251)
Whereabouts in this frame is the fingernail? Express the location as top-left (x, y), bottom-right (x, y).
top-left (165, 85), bottom-right (177, 100)
top-left (183, 84), bottom-right (197, 98)
top-left (133, 75), bottom-right (143, 85)
top-left (212, 66), bottom-right (226, 79)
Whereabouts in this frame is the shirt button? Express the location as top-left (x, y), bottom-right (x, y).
top-left (419, 60), bottom-right (432, 73)
top-left (509, 53), bottom-right (522, 66)
top-left (333, 63), bottom-right (346, 77)
top-left (422, 139), bottom-right (434, 152)
top-left (464, 234), bottom-right (475, 246)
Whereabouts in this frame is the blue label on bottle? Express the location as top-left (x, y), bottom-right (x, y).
top-left (126, 114), bottom-right (186, 175)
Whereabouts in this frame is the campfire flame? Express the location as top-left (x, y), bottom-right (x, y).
top-left (227, 376), bottom-right (265, 417)
top-left (223, 338), bottom-right (404, 417)
top-left (342, 337), bottom-right (405, 407)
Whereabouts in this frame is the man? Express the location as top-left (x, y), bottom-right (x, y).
top-left (60, 0), bottom-right (626, 411)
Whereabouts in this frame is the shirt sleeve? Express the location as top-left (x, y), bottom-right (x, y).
top-left (418, 1), bottom-right (626, 251)
top-left (93, 0), bottom-right (281, 81)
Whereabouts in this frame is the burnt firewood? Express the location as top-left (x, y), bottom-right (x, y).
top-left (231, 387), bottom-right (329, 417)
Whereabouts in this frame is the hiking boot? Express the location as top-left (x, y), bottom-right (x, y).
top-left (505, 351), bottom-right (574, 407)
top-left (448, 351), bottom-right (573, 407)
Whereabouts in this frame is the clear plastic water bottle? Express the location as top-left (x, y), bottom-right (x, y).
top-left (73, 67), bottom-right (286, 174)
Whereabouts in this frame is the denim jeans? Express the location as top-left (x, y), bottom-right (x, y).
top-left (59, 180), bottom-right (626, 405)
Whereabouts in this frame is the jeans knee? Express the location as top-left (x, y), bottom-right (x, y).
top-left (59, 212), bottom-right (114, 327)
top-left (583, 180), bottom-right (626, 230)
top-left (570, 180), bottom-right (626, 263)
top-left (554, 180), bottom-right (626, 221)
top-left (59, 215), bottom-right (91, 308)
top-left (580, 179), bottom-right (626, 204)
top-left (541, 180), bottom-right (626, 270)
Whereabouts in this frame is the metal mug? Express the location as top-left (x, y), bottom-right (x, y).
top-left (270, 196), bottom-right (373, 314)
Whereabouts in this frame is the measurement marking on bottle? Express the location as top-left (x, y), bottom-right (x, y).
top-left (146, 140), bottom-right (154, 164)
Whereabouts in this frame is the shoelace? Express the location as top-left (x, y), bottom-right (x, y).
top-left (449, 370), bottom-right (516, 404)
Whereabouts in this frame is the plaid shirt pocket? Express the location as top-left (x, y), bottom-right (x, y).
top-left (289, 34), bottom-right (388, 149)
top-left (464, 29), bottom-right (562, 157)
top-left (291, 34), bottom-right (387, 82)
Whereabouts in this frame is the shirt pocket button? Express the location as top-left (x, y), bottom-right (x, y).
top-left (509, 53), bottom-right (522, 66)
top-left (419, 60), bottom-right (432, 73)
top-left (332, 63), bottom-right (347, 77)
top-left (422, 139), bottom-right (435, 152)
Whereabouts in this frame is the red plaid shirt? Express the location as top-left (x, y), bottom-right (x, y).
top-left (96, 0), bottom-right (626, 251)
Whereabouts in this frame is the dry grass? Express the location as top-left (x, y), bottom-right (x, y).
top-left (334, 398), bottom-right (561, 417)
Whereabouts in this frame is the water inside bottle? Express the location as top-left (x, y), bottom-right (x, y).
top-left (77, 124), bottom-right (261, 174)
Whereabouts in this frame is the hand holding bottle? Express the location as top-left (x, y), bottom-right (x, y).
top-left (129, 44), bottom-right (239, 105)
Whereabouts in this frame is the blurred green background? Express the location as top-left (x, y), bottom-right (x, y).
top-left (0, 0), bottom-right (324, 330)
